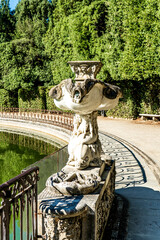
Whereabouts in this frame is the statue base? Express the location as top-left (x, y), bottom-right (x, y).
top-left (38, 161), bottom-right (115, 240)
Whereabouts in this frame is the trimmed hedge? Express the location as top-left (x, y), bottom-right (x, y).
top-left (106, 80), bottom-right (160, 118)
top-left (18, 87), bottom-right (46, 111)
top-left (0, 89), bottom-right (11, 109)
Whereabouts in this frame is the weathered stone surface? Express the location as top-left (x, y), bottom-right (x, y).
top-left (48, 61), bottom-right (121, 195)
top-left (68, 61), bottom-right (102, 81)
top-left (43, 214), bottom-right (82, 240)
top-left (42, 161), bottom-right (107, 196)
top-left (67, 112), bottom-right (102, 170)
top-left (39, 195), bottom-right (85, 216)
top-left (38, 161), bottom-right (115, 240)
top-left (49, 79), bottom-right (121, 115)
top-left (38, 61), bottom-right (120, 239)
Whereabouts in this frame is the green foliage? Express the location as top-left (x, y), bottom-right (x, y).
top-left (15, 0), bottom-right (53, 46)
top-left (93, 0), bottom-right (124, 81)
top-left (44, 0), bottom-right (108, 84)
top-left (140, 79), bottom-right (160, 114)
top-left (0, 0), bottom-right (160, 117)
top-left (106, 98), bottom-right (134, 119)
top-left (115, 0), bottom-right (160, 81)
top-left (105, 80), bottom-right (133, 118)
top-left (0, 89), bottom-right (10, 109)
top-left (18, 87), bottom-right (46, 110)
top-left (15, 0), bottom-right (52, 22)
top-left (106, 78), bottom-right (160, 118)
top-left (0, 37), bottom-right (52, 91)
top-left (0, 0), bottom-right (53, 94)
top-left (93, 0), bottom-right (160, 82)
top-left (0, 0), bottom-right (15, 42)
top-left (0, 89), bottom-right (18, 109)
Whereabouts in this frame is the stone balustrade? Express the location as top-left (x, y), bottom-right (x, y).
top-left (0, 109), bottom-right (73, 131)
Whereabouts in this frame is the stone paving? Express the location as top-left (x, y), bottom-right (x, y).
top-left (98, 118), bottom-right (160, 240)
top-left (99, 133), bottom-right (145, 190)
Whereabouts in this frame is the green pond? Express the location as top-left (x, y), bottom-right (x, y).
top-left (0, 130), bottom-right (67, 185)
top-left (0, 130), bottom-right (69, 239)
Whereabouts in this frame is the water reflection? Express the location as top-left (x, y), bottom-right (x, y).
top-left (24, 146), bottom-right (68, 193)
top-left (0, 130), bottom-right (69, 240)
top-left (0, 131), bottom-right (65, 184)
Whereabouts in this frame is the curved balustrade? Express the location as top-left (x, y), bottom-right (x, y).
top-left (0, 108), bottom-right (74, 131)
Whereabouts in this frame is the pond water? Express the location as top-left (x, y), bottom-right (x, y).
top-left (0, 130), bottom-right (67, 185)
top-left (0, 129), bottom-right (69, 239)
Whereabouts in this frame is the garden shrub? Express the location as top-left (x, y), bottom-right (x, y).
top-left (18, 87), bottom-right (46, 111)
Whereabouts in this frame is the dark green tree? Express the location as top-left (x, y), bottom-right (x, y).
top-left (0, 0), bottom-right (159, 116)
top-left (44, 0), bottom-right (160, 116)
top-left (15, 0), bottom-right (54, 45)
top-left (0, 0), bottom-right (54, 94)
top-left (0, 0), bottom-right (15, 42)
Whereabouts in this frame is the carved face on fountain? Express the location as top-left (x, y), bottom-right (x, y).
top-left (49, 62), bottom-right (122, 115)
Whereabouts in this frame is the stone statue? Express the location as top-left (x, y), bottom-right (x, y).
top-left (47, 61), bottom-right (121, 195)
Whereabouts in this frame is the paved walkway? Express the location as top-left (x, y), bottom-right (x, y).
top-left (98, 117), bottom-right (160, 240)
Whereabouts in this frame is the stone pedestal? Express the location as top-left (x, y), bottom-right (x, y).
top-left (37, 61), bottom-right (121, 239)
top-left (38, 161), bottom-right (115, 240)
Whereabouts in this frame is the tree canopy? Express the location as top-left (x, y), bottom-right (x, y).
top-left (0, 0), bottom-right (159, 116)
top-left (0, 0), bottom-right (15, 42)
top-left (0, 0), bottom-right (53, 92)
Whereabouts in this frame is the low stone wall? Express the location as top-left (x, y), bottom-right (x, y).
top-left (0, 112), bottom-right (73, 144)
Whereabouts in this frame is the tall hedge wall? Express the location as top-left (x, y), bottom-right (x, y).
top-left (0, 89), bottom-right (11, 109)
top-left (18, 87), bottom-right (46, 111)
top-left (106, 79), bottom-right (160, 118)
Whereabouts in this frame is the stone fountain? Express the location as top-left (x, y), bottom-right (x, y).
top-left (38, 61), bottom-right (121, 240)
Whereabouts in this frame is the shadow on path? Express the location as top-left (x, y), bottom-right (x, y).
top-left (116, 187), bottom-right (160, 240)
top-left (100, 133), bottom-right (160, 239)
top-left (99, 133), bottom-right (147, 189)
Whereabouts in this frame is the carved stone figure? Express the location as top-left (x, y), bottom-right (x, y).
top-left (49, 77), bottom-right (121, 114)
top-left (39, 163), bottom-right (116, 240)
top-left (39, 61), bottom-right (120, 240)
top-left (47, 61), bottom-right (121, 195)
top-left (67, 112), bottom-right (102, 169)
